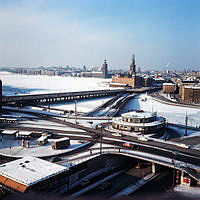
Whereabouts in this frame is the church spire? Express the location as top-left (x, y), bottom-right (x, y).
top-left (129, 54), bottom-right (136, 76)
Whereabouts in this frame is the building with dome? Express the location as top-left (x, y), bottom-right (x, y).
top-left (112, 110), bottom-right (166, 134)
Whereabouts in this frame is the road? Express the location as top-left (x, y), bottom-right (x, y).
top-left (150, 91), bottom-right (200, 109)
top-left (2, 106), bottom-right (200, 167)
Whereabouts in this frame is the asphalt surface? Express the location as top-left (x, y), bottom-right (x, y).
top-left (2, 105), bottom-right (200, 167)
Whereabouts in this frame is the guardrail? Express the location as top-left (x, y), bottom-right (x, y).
top-left (58, 147), bottom-right (200, 174)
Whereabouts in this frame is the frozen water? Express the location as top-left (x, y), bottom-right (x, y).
top-left (0, 72), bottom-right (112, 96)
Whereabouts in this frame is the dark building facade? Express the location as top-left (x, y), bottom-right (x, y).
top-left (0, 80), bottom-right (2, 111)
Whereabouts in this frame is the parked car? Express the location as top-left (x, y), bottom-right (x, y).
top-left (122, 142), bottom-right (134, 148)
top-left (99, 182), bottom-right (111, 190)
top-left (112, 133), bottom-right (121, 137)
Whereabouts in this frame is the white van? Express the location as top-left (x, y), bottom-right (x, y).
top-left (138, 136), bottom-right (148, 142)
top-left (112, 133), bottom-right (122, 137)
top-left (176, 143), bottom-right (190, 149)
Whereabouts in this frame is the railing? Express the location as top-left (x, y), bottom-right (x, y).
top-left (58, 147), bottom-right (200, 174)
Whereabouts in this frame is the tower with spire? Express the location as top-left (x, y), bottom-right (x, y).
top-left (101, 59), bottom-right (108, 78)
top-left (128, 54), bottom-right (136, 77)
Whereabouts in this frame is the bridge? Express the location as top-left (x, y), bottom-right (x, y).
top-left (58, 147), bottom-right (200, 182)
top-left (2, 87), bottom-right (160, 107)
top-left (2, 89), bottom-right (126, 106)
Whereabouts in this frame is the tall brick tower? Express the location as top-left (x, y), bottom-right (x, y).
top-left (128, 54), bottom-right (136, 77)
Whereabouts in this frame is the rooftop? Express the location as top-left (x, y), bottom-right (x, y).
top-left (0, 156), bottom-right (67, 186)
top-left (37, 135), bottom-right (48, 142)
top-left (17, 131), bottom-right (33, 136)
top-left (163, 83), bottom-right (175, 86)
top-left (1, 130), bottom-right (18, 135)
top-left (121, 110), bottom-right (156, 119)
top-left (51, 137), bottom-right (70, 142)
top-left (113, 116), bottom-right (165, 127)
top-left (184, 86), bottom-right (200, 89)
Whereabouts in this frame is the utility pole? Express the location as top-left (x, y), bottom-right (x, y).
top-left (48, 103), bottom-right (50, 112)
top-left (100, 127), bottom-right (103, 155)
top-left (185, 112), bottom-right (188, 136)
top-left (75, 100), bottom-right (77, 124)
top-left (142, 116), bottom-right (145, 136)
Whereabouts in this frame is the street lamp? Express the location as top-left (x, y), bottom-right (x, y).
top-left (74, 100), bottom-right (77, 124)
top-left (107, 117), bottom-right (110, 130)
top-left (100, 126), bottom-right (103, 155)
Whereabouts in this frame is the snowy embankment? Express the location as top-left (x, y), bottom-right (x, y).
top-left (123, 94), bottom-right (200, 128)
top-left (0, 138), bottom-right (91, 158)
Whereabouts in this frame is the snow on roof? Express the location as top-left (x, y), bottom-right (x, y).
top-left (121, 111), bottom-right (156, 119)
top-left (37, 135), bottom-right (48, 142)
top-left (51, 137), bottom-right (70, 142)
top-left (154, 77), bottom-right (165, 81)
top-left (0, 117), bottom-right (18, 121)
top-left (0, 156), bottom-right (67, 186)
top-left (91, 72), bottom-right (102, 74)
top-left (18, 131), bottom-right (33, 136)
top-left (112, 116), bottom-right (165, 127)
top-left (163, 83), bottom-right (175, 86)
top-left (184, 86), bottom-right (200, 89)
top-left (1, 130), bottom-right (18, 135)
top-left (110, 82), bottom-right (127, 85)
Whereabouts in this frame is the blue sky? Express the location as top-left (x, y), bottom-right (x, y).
top-left (0, 0), bottom-right (199, 70)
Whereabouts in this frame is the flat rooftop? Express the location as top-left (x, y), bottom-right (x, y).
top-left (1, 130), bottom-right (18, 135)
top-left (17, 131), bottom-right (33, 136)
top-left (0, 156), bottom-right (67, 186)
top-left (121, 111), bottom-right (156, 119)
top-left (113, 116), bottom-right (165, 127)
top-left (51, 137), bottom-right (70, 142)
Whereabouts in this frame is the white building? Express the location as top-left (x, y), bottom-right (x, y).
top-left (112, 110), bottom-right (166, 134)
top-left (0, 156), bottom-right (68, 193)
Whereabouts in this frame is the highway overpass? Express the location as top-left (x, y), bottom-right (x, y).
top-left (2, 87), bottom-right (160, 106)
top-left (2, 89), bottom-right (126, 106)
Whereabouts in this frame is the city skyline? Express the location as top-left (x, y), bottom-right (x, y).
top-left (0, 0), bottom-right (199, 70)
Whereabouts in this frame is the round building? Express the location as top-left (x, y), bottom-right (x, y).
top-left (112, 110), bottom-right (166, 134)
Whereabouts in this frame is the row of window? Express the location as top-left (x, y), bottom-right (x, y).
top-left (112, 122), bottom-right (165, 132)
top-left (122, 116), bottom-right (156, 123)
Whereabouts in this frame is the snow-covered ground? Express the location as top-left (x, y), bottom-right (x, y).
top-left (123, 94), bottom-right (200, 127)
top-left (0, 137), bottom-right (89, 157)
top-left (1, 72), bottom-right (200, 131)
top-left (159, 92), bottom-right (177, 102)
top-left (41, 97), bottom-right (112, 113)
top-left (0, 71), bottom-right (111, 96)
top-left (18, 119), bottom-right (86, 132)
